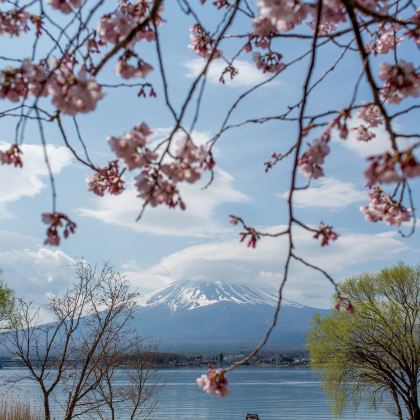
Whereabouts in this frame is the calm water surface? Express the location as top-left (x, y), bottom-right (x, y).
top-left (0, 367), bottom-right (395, 419)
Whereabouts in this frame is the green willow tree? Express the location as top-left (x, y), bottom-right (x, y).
top-left (307, 264), bottom-right (419, 420)
top-left (0, 269), bottom-right (14, 326)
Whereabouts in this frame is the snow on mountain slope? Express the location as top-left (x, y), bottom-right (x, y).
top-left (138, 280), bottom-right (303, 312)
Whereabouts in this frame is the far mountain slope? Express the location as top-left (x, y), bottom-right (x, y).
top-left (130, 280), bottom-right (328, 351)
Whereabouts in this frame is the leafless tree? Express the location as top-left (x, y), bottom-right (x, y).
top-left (89, 338), bottom-right (160, 420)
top-left (3, 261), bottom-right (160, 420)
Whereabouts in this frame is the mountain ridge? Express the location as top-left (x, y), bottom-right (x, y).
top-left (138, 280), bottom-right (305, 312)
top-left (130, 280), bottom-right (328, 351)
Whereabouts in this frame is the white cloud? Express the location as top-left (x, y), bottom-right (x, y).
top-left (185, 58), bottom-right (276, 88)
top-left (78, 168), bottom-right (249, 237)
top-left (280, 178), bottom-right (366, 209)
top-left (0, 246), bottom-right (75, 302)
top-left (126, 226), bottom-right (408, 307)
top-left (0, 142), bottom-right (72, 218)
top-left (0, 229), bottom-right (40, 251)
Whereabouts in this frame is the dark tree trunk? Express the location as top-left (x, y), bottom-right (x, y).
top-left (391, 388), bottom-right (404, 420)
top-left (43, 394), bottom-right (51, 420)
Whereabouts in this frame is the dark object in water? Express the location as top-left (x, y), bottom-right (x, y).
top-left (246, 415), bottom-right (260, 420)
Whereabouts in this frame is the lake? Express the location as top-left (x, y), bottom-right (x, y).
top-left (0, 367), bottom-right (396, 419)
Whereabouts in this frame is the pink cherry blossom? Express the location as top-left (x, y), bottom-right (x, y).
top-left (161, 137), bottom-right (214, 183)
top-left (400, 150), bottom-right (420, 179)
top-left (161, 162), bottom-right (201, 184)
top-left (0, 9), bottom-right (32, 36)
top-left (364, 153), bottom-right (401, 185)
top-left (0, 144), bottom-right (23, 167)
top-left (357, 104), bottom-right (383, 127)
top-left (367, 27), bottom-right (402, 55)
top-left (364, 149), bottom-right (420, 184)
top-left (49, 62), bottom-right (104, 115)
top-left (298, 138), bottom-right (330, 179)
top-left (0, 65), bottom-right (29, 102)
top-left (308, 19), bottom-right (337, 35)
top-left (49, 0), bottom-right (82, 14)
top-left (116, 58), bottom-right (153, 79)
top-left (352, 125), bottom-right (376, 142)
top-left (188, 23), bottom-right (221, 59)
top-left (256, 0), bottom-right (309, 32)
top-left (135, 169), bottom-right (185, 209)
top-left (97, 0), bottom-right (161, 45)
top-left (379, 60), bottom-right (420, 104)
top-left (197, 367), bottom-right (230, 397)
top-left (87, 161), bottom-right (125, 196)
top-left (252, 16), bottom-right (277, 49)
top-left (313, 222), bottom-right (338, 247)
top-left (361, 187), bottom-right (412, 226)
top-left (253, 16), bottom-right (277, 38)
top-left (108, 122), bottom-right (157, 170)
top-left (253, 51), bottom-right (285, 73)
top-left (320, 0), bottom-right (347, 25)
top-left (22, 59), bottom-right (50, 97)
top-left (42, 212), bottom-right (77, 246)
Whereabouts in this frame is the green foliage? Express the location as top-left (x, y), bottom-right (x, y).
top-left (307, 263), bottom-right (420, 419)
top-left (0, 270), bottom-right (14, 324)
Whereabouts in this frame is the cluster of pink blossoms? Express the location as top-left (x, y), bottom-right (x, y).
top-left (255, 0), bottom-right (391, 38)
top-left (256, 0), bottom-right (309, 32)
top-left (109, 123), bottom-right (214, 209)
top-left (136, 138), bottom-right (213, 208)
top-left (367, 26), bottom-right (402, 55)
top-left (252, 15), bottom-right (277, 39)
top-left (108, 122), bottom-right (157, 170)
top-left (0, 59), bottom-right (50, 101)
top-left (0, 58), bottom-right (104, 115)
top-left (163, 138), bottom-right (210, 183)
top-left (357, 104), bottom-right (383, 127)
top-left (352, 104), bottom-right (383, 142)
top-left (361, 187), bottom-right (411, 226)
top-left (308, 19), bottom-right (337, 35)
top-left (87, 161), bottom-right (125, 196)
top-left (230, 215), bottom-right (261, 248)
top-left (49, 61), bottom-right (104, 115)
top-left (298, 136), bottom-right (330, 179)
top-left (97, 0), bottom-right (160, 45)
top-left (0, 65), bottom-right (30, 101)
top-left (313, 223), bottom-right (338, 247)
top-left (253, 51), bottom-right (285, 73)
top-left (0, 144), bottom-right (23, 167)
top-left (364, 150), bottom-right (420, 185)
top-left (0, 9), bottom-right (38, 36)
top-left (42, 213), bottom-right (77, 246)
top-left (188, 24), bottom-right (221, 59)
top-left (379, 60), bottom-right (420, 104)
top-left (116, 52), bottom-right (153, 79)
top-left (196, 367), bottom-right (230, 397)
top-left (49, 0), bottom-right (82, 14)
top-left (135, 168), bottom-right (185, 209)
top-left (298, 108), bottom-right (359, 178)
top-left (352, 125), bottom-right (376, 142)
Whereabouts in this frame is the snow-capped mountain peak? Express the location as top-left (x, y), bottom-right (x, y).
top-left (138, 280), bottom-right (302, 312)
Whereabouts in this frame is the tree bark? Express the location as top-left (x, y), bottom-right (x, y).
top-left (391, 388), bottom-right (404, 420)
top-left (43, 394), bottom-right (51, 420)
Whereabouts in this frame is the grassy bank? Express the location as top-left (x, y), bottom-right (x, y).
top-left (0, 401), bottom-right (41, 420)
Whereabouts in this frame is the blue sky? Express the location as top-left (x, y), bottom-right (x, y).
top-left (0, 1), bottom-right (418, 308)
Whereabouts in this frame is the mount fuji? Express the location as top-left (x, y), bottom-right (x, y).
top-left (130, 280), bottom-right (329, 351)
